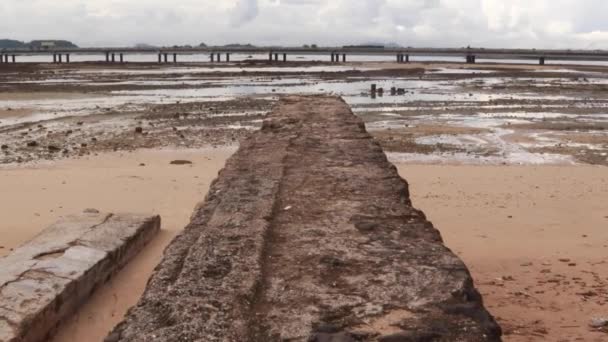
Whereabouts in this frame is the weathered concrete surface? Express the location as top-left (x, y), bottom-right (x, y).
top-left (109, 95), bottom-right (502, 341)
top-left (0, 212), bottom-right (160, 342)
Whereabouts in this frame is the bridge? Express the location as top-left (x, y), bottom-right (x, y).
top-left (1, 46), bottom-right (608, 65)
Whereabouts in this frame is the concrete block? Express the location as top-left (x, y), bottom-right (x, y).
top-left (0, 212), bottom-right (160, 342)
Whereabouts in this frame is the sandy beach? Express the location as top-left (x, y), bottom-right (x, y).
top-left (1, 149), bottom-right (606, 341)
top-left (0, 147), bottom-right (235, 341)
top-left (399, 164), bottom-right (608, 342)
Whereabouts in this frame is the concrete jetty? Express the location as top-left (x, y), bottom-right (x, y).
top-left (108, 96), bottom-right (501, 341)
top-left (0, 212), bottom-right (160, 342)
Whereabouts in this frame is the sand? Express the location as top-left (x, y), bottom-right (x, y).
top-left (397, 164), bottom-right (608, 342)
top-left (1, 151), bottom-right (607, 341)
top-left (0, 147), bottom-right (236, 341)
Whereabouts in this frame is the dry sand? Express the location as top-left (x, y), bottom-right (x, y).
top-left (0, 147), bottom-right (236, 341)
top-left (398, 164), bottom-right (608, 342)
top-left (1, 150), bottom-right (607, 341)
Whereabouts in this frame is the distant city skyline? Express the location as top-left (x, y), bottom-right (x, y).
top-left (1, 0), bottom-right (608, 49)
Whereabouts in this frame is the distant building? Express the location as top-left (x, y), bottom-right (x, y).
top-left (29, 40), bottom-right (78, 50)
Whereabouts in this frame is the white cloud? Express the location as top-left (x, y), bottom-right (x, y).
top-left (0, 0), bottom-right (607, 48)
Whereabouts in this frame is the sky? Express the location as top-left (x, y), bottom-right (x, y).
top-left (1, 0), bottom-right (608, 49)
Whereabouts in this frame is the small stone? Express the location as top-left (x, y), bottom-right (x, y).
top-left (83, 208), bottom-right (100, 214)
top-left (77, 121), bottom-right (84, 126)
top-left (170, 160), bottom-right (193, 165)
top-left (590, 318), bottom-right (608, 328)
top-left (104, 332), bottom-right (121, 342)
top-left (27, 141), bottom-right (38, 147)
top-left (558, 258), bottom-right (571, 263)
top-left (135, 127), bottom-right (144, 134)
top-left (48, 145), bottom-right (61, 152)
top-left (139, 163), bottom-right (146, 167)
top-left (66, 130), bottom-right (73, 135)
top-left (1, 144), bottom-right (8, 150)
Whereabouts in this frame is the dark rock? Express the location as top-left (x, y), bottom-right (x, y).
top-left (104, 332), bottom-right (121, 342)
top-left (170, 160), bottom-right (193, 165)
top-left (379, 332), bottom-right (442, 342)
top-left (354, 221), bottom-right (378, 232)
top-left (309, 332), bottom-right (356, 342)
top-left (1, 145), bottom-right (8, 150)
top-left (48, 145), bottom-right (61, 152)
top-left (27, 141), bottom-right (38, 147)
top-left (135, 127), bottom-right (144, 134)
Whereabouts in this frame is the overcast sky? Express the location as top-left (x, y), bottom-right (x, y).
top-left (1, 0), bottom-right (608, 49)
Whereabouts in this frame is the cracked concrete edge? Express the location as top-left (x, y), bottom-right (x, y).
top-left (0, 213), bottom-right (160, 342)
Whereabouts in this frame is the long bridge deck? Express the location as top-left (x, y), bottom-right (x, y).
top-left (1, 46), bottom-right (608, 65)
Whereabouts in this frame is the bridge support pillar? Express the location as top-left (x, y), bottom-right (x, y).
top-left (65, 54), bottom-right (69, 63)
top-left (539, 57), bottom-right (545, 65)
top-left (0, 54), bottom-right (3, 64)
top-left (466, 55), bottom-right (476, 64)
top-left (268, 52), bottom-right (273, 62)
top-left (217, 53), bottom-right (221, 62)
top-left (274, 53), bottom-right (278, 61)
top-left (58, 54), bottom-right (63, 64)
top-left (163, 53), bottom-right (168, 63)
top-left (397, 54), bottom-right (402, 63)
top-left (331, 53), bottom-right (335, 63)
top-left (158, 53), bottom-right (162, 63)
top-left (283, 53), bottom-right (287, 62)
top-left (226, 53), bottom-right (230, 62)
top-left (210, 53), bottom-right (215, 62)
top-left (106, 52), bottom-right (110, 63)
top-left (53, 54), bottom-right (57, 63)
top-left (343, 54), bottom-right (346, 62)
top-left (173, 53), bottom-right (177, 63)
top-left (111, 53), bottom-right (115, 63)
top-left (120, 53), bottom-right (124, 63)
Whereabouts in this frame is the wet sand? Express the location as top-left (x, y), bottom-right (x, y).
top-left (398, 164), bottom-right (608, 342)
top-left (0, 147), bottom-right (236, 341)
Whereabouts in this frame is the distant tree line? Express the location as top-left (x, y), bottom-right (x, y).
top-left (0, 39), bottom-right (78, 50)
